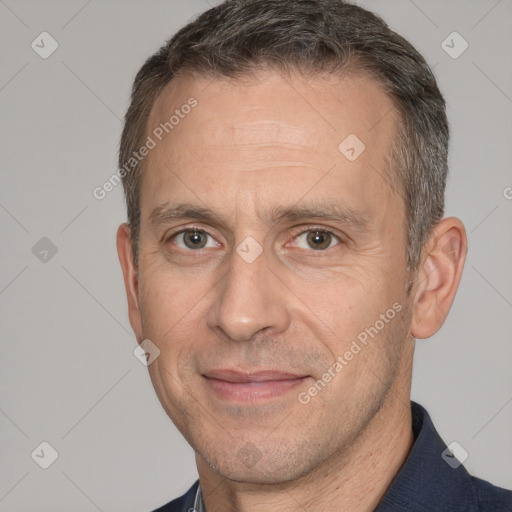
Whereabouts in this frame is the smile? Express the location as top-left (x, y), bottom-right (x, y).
top-left (202, 370), bottom-right (310, 403)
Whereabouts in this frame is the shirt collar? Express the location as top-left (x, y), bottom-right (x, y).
top-left (375, 401), bottom-right (478, 512)
top-left (193, 482), bottom-right (205, 512)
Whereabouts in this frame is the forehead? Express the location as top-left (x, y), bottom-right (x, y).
top-left (148, 68), bottom-right (397, 146)
top-left (141, 69), bottom-right (401, 227)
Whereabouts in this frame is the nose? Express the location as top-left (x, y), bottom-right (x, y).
top-left (206, 245), bottom-right (291, 342)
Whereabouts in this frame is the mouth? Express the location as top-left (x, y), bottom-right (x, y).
top-left (202, 369), bottom-right (310, 403)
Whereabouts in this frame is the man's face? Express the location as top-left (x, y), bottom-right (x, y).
top-left (130, 70), bottom-right (415, 483)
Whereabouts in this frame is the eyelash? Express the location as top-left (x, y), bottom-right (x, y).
top-left (165, 225), bottom-right (343, 252)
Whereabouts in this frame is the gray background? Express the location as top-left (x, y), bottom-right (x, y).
top-left (1, 0), bottom-right (511, 510)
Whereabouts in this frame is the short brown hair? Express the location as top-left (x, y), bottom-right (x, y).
top-left (119, 0), bottom-right (448, 270)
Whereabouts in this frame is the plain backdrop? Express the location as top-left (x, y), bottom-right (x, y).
top-left (1, 0), bottom-right (511, 510)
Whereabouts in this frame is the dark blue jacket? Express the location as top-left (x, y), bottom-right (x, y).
top-left (153, 402), bottom-right (512, 511)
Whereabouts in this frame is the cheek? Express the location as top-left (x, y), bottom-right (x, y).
top-left (291, 268), bottom-right (394, 339)
top-left (138, 263), bottom-right (197, 333)
top-left (137, 278), bottom-right (190, 388)
top-left (146, 356), bottom-right (199, 443)
top-left (295, 273), bottom-right (408, 380)
top-left (141, 284), bottom-right (202, 417)
top-left (137, 267), bottom-right (211, 373)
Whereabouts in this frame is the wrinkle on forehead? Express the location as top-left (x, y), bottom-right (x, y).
top-left (229, 119), bottom-right (312, 144)
top-left (148, 69), bottom-right (397, 139)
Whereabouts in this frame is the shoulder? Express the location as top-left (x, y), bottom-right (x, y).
top-left (376, 402), bottom-right (511, 512)
top-left (151, 480), bottom-right (199, 512)
top-left (471, 475), bottom-right (512, 512)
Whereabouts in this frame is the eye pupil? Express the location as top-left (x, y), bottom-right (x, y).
top-left (307, 230), bottom-right (331, 250)
top-left (184, 230), bottom-right (207, 249)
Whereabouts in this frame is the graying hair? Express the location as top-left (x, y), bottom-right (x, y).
top-left (119, 0), bottom-right (448, 270)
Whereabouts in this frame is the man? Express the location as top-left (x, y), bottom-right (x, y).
top-left (116, 1), bottom-right (512, 510)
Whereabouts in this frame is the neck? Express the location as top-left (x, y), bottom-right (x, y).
top-left (197, 389), bottom-right (414, 512)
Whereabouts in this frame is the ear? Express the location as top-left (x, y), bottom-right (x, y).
top-left (116, 223), bottom-right (143, 343)
top-left (410, 217), bottom-right (467, 339)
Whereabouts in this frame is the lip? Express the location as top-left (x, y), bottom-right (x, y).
top-left (203, 369), bottom-right (310, 403)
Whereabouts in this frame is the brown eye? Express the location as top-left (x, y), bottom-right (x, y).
top-left (184, 231), bottom-right (207, 249)
top-left (306, 231), bottom-right (333, 250)
top-left (293, 230), bottom-right (341, 251)
top-left (173, 230), bottom-right (217, 250)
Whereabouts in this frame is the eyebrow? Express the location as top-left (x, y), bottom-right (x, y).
top-left (149, 201), bottom-right (370, 233)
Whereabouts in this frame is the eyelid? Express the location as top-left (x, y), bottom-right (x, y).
top-left (292, 225), bottom-right (343, 236)
top-left (165, 224), bottom-right (214, 238)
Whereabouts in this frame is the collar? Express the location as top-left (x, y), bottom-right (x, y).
top-left (375, 401), bottom-right (479, 511)
top-left (193, 483), bottom-right (205, 512)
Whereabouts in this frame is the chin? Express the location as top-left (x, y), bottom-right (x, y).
top-left (197, 441), bottom-right (323, 486)
top-left (212, 464), bottom-right (303, 486)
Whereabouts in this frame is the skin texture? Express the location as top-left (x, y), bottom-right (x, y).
top-left (117, 69), bottom-right (467, 512)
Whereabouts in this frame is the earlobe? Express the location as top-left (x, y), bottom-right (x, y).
top-left (116, 223), bottom-right (143, 342)
top-left (410, 217), bottom-right (467, 339)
